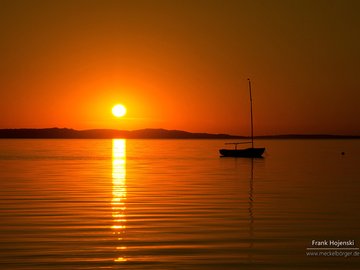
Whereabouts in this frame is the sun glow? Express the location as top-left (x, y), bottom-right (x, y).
top-left (112, 104), bottom-right (127, 118)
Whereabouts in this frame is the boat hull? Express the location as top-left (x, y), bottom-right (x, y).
top-left (219, 147), bottom-right (265, 158)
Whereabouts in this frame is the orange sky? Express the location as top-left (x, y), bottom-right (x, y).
top-left (1, 0), bottom-right (359, 135)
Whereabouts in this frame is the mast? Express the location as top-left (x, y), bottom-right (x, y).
top-left (248, 79), bottom-right (254, 148)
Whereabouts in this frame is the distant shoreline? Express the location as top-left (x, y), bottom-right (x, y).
top-left (0, 128), bottom-right (359, 139)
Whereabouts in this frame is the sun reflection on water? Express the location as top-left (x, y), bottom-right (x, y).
top-left (112, 139), bottom-right (127, 263)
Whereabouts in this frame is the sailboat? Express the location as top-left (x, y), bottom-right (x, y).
top-left (219, 79), bottom-right (265, 158)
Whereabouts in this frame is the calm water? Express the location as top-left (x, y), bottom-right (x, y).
top-left (0, 139), bottom-right (359, 269)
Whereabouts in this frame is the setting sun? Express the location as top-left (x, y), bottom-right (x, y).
top-left (112, 104), bottom-right (127, 118)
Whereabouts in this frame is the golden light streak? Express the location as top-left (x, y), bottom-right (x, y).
top-left (112, 139), bottom-right (127, 263)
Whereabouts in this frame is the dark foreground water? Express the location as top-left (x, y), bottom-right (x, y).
top-left (0, 139), bottom-right (359, 269)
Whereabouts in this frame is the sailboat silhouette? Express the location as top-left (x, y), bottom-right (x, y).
top-left (220, 79), bottom-right (265, 157)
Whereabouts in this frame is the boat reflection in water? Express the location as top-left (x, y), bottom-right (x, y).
top-left (248, 158), bottom-right (254, 263)
top-left (112, 139), bottom-right (127, 263)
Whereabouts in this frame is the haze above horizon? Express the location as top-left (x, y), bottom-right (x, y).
top-left (1, 0), bottom-right (359, 136)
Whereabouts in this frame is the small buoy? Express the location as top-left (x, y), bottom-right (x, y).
top-left (341, 152), bottom-right (345, 155)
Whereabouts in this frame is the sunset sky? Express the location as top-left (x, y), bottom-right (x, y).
top-left (1, 0), bottom-right (359, 135)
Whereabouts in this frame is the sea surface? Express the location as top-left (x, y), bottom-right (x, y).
top-left (0, 139), bottom-right (359, 270)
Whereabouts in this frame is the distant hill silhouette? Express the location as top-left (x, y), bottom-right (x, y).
top-left (0, 128), bottom-right (358, 139)
top-left (255, 134), bottom-right (360, 139)
top-left (0, 128), bottom-right (244, 139)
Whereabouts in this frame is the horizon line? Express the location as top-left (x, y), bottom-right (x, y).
top-left (0, 127), bottom-right (359, 138)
